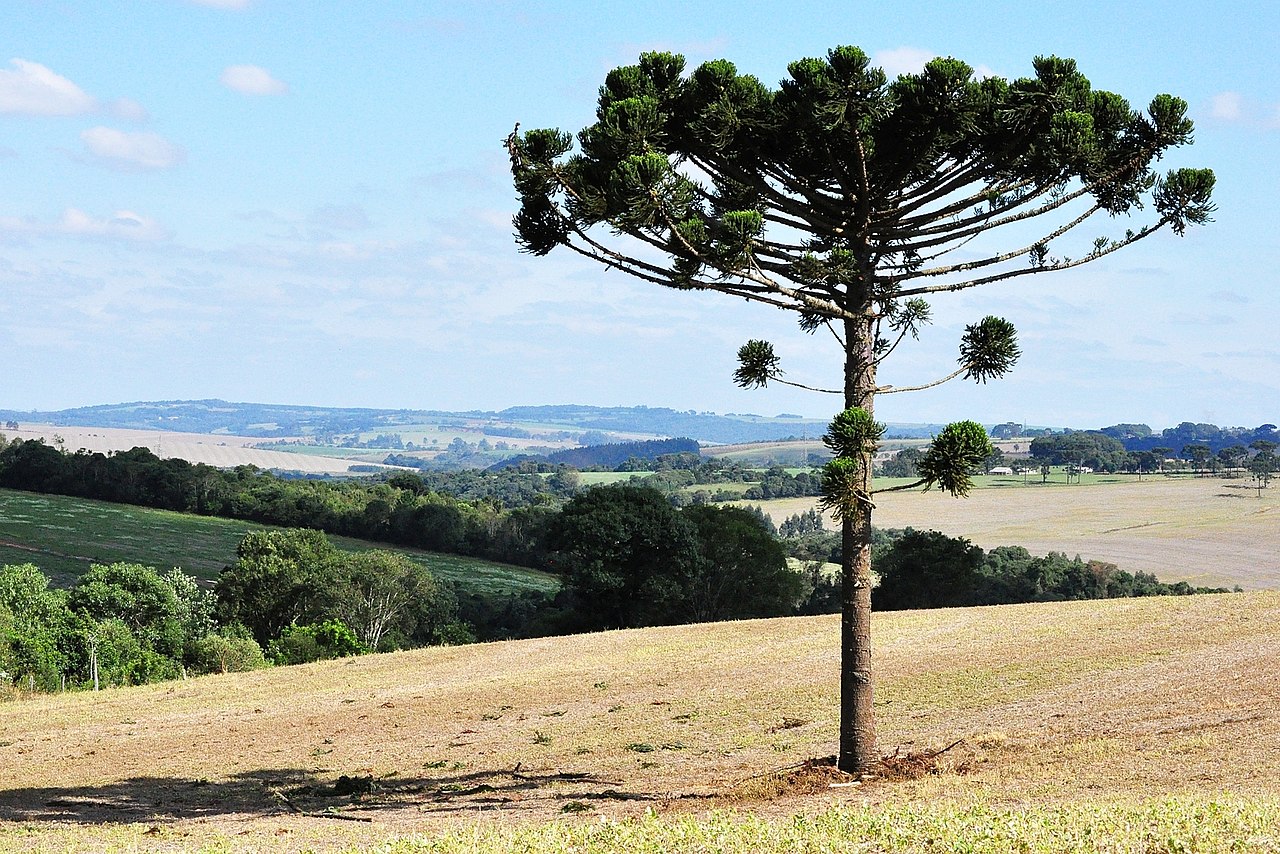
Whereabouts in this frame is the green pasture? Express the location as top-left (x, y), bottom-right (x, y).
top-left (370, 798), bottom-right (1280, 853)
top-left (0, 488), bottom-right (558, 598)
top-left (3, 795), bottom-right (1275, 853)
top-left (574, 471), bottom-right (653, 486)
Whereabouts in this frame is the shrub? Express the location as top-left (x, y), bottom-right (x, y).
top-left (267, 619), bottom-right (367, 666)
top-left (190, 629), bottom-right (268, 675)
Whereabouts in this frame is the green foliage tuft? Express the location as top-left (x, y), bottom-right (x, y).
top-left (817, 457), bottom-right (862, 521)
top-left (919, 421), bottom-right (993, 497)
top-left (733, 339), bottom-right (781, 389)
top-left (1154, 168), bottom-right (1217, 235)
top-left (959, 316), bottom-right (1021, 383)
top-left (821, 408), bottom-right (884, 459)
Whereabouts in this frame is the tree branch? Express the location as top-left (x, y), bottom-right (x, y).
top-left (905, 203), bottom-right (1102, 280)
top-left (876, 365), bottom-right (966, 394)
top-left (872, 478), bottom-right (928, 494)
top-left (894, 220), bottom-right (1167, 297)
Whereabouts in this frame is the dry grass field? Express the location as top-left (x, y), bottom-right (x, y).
top-left (2, 425), bottom-right (396, 475)
top-left (1, 592), bottom-right (1278, 851)
top-left (742, 476), bottom-right (1280, 590)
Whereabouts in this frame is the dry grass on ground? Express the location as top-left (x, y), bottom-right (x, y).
top-left (1, 592), bottom-right (1278, 850)
top-left (744, 476), bottom-right (1280, 589)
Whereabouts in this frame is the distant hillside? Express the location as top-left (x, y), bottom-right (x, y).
top-left (542, 437), bottom-right (700, 469)
top-left (0, 399), bottom-right (428, 438)
top-left (0, 399), bottom-right (948, 445)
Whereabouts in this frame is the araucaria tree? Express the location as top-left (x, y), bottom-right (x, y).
top-left (508, 47), bottom-right (1214, 772)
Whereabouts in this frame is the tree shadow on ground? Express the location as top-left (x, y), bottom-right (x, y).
top-left (0, 765), bottom-right (679, 824)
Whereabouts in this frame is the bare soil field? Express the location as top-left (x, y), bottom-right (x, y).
top-left (2, 424), bottom-right (396, 475)
top-left (0, 592), bottom-right (1277, 850)
top-left (742, 476), bottom-right (1280, 590)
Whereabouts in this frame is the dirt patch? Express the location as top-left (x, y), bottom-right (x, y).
top-left (728, 741), bottom-right (974, 802)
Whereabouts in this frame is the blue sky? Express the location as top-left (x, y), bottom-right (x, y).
top-left (1, 1), bottom-right (1276, 430)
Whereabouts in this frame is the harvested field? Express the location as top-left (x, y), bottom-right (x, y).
top-left (0, 592), bottom-right (1277, 851)
top-left (3, 425), bottom-right (399, 475)
top-left (740, 476), bottom-right (1280, 589)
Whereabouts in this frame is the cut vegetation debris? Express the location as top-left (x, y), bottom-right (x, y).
top-left (1, 592), bottom-right (1278, 851)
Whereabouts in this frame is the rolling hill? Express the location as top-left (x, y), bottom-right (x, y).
top-left (0, 488), bottom-right (558, 599)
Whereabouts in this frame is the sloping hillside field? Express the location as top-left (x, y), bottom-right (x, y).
top-left (1, 593), bottom-right (1278, 851)
top-left (745, 476), bottom-right (1280, 590)
top-left (0, 488), bottom-right (557, 598)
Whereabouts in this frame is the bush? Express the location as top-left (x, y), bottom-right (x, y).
top-left (191, 628), bottom-right (268, 674)
top-left (267, 620), bottom-right (367, 666)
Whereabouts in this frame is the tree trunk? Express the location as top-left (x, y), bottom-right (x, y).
top-left (838, 315), bottom-right (879, 773)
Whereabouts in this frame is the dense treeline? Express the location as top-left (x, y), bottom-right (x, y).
top-left (540, 485), bottom-right (803, 632)
top-left (0, 438), bottom-right (553, 567)
top-left (2, 560), bottom-right (249, 692)
top-left (0, 437), bottom-right (832, 564)
top-left (770, 517), bottom-right (1233, 612)
top-left (872, 529), bottom-right (1232, 610)
top-left (1027, 429), bottom-right (1278, 481)
top-left (1102, 421), bottom-right (1278, 454)
top-left (0, 530), bottom-right (472, 694)
top-left (1029, 432), bottom-right (1129, 470)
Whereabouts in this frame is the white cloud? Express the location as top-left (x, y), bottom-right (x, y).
top-left (0, 208), bottom-right (169, 242)
top-left (870, 48), bottom-right (995, 81)
top-left (80, 126), bottom-right (185, 170)
top-left (220, 64), bottom-right (288, 96)
top-left (1210, 91), bottom-right (1243, 121)
top-left (0, 58), bottom-right (96, 115)
top-left (188, 0), bottom-right (253, 8)
top-left (872, 47), bottom-right (936, 78)
top-left (109, 97), bottom-right (149, 122)
top-left (59, 208), bottom-right (169, 241)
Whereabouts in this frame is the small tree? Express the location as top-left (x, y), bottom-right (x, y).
top-left (510, 47), bottom-right (1212, 772)
top-left (1182, 443), bottom-right (1212, 475)
top-left (1249, 443), bottom-right (1277, 496)
top-left (546, 484), bottom-right (699, 630)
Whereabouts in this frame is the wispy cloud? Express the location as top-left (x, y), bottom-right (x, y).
top-left (1205, 90), bottom-right (1280, 129)
top-left (309, 204), bottom-right (371, 233)
top-left (109, 97), bottom-right (149, 122)
top-left (59, 209), bottom-right (170, 241)
top-left (1210, 289), bottom-right (1249, 304)
top-left (188, 0), bottom-right (253, 8)
top-left (0, 58), bottom-right (96, 115)
top-left (1210, 91), bottom-right (1243, 121)
top-left (220, 65), bottom-right (288, 96)
top-left (870, 47), bottom-right (995, 80)
top-left (80, 127), bottom-right (185, 170)
top-left (873, 47), bottom-right (935, 77)
top-left (0, 208), bottom-right (170, 242)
